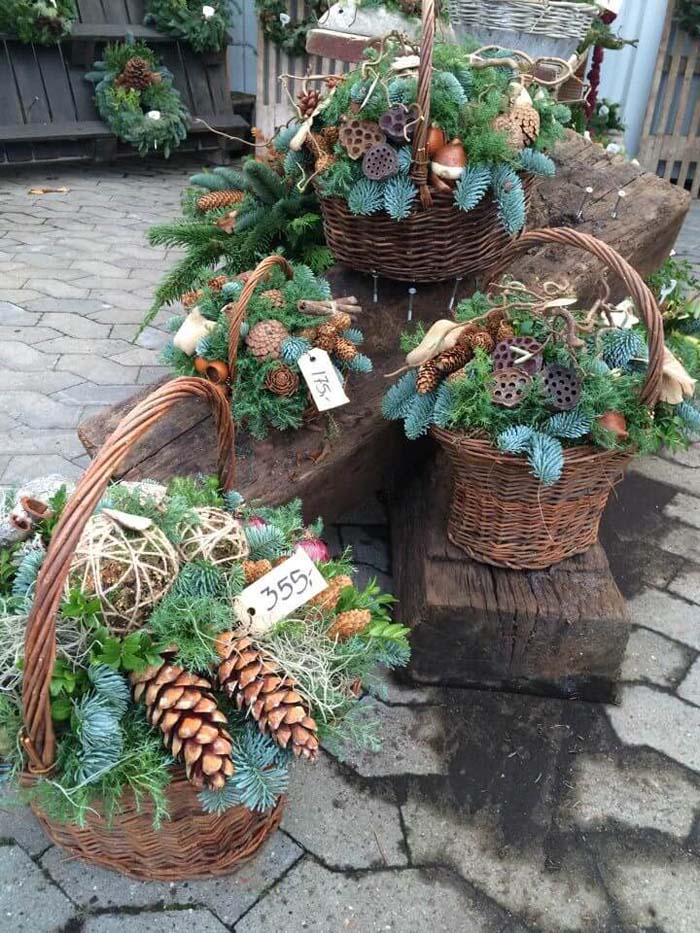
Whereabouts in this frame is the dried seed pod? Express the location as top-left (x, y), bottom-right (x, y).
top-left (489, 367), bottom-right (532, 408)
top-left (362, 143), bottom-right (399, 181)
top-left (378, 104), bottom-right (419, 142)
top-left (339, 119), bottom-right (385, 160)
top-left (492, 337), bottom-right (544, 376)
top-left (542, 364), bottom-right (581, 411)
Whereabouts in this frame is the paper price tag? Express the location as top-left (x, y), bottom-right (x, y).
top-left (234, 547), bottom-right (328, 634)
top-left (298, 349), bottom-right (350, 412)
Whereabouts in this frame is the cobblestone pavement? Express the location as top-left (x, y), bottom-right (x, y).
top-left (0, 163), bottom-right (699, 932)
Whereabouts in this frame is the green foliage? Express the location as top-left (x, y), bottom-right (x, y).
top-left (454, 165), bottom-right (491, 213)
top-left (171, 561), bottom-right (225, 599)
top-left (91, 630), bottom-right (162, 675)
top-left (148, 594), bottom-right (231, 670)
top-left (0, 695), bottom-right (23, 779)
top-left (245, 523), bottom-right (289, 561)
top-left (103, 480), bottom-right (196, 543)
top-left (321, 701), bottom-right (383, 762)
top-left (145, 0), bottom-right (231, 53)
top-left (383, 175), bottom-right (418, 221)
top-left (168, 474), bottom-right (224, 509)
top-left (528, 433), bottom-right (565, 486)
top-left (348, 178), bottom-right (385, 216)
top-left (491, 165), bottom-right (526, 234)
top-left (336, 578), bottom-right (396, 627)
top-left (254, 0), bottom-right (327, 57)
top-left (0, 543), bottom-right (20, 599)
top-left (517, 148), bottom-right (556, 177)
top-left (50, 659), bottom-right (89, 723)
top-left (0, 1), bottom-right (75, 44)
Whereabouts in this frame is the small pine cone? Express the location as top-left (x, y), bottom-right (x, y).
top-left (433, 345), bottom-right (472, 375)
top-left (321, 125), bottom-right (340, 145)
top-left (328, 311), bottom-right (352, 332)
top-left (297, 327), bottom-right (318, 342)
top-left (243, 559), bottom-right (272, 584)
top-left (416, 360), bottom-right (442, 395)
top-left (264, 364), bottom-right (300, 398)
top-left (216, 633), bottom-right (319, 759)
top-left (448, 366), bottom-right (468, 384)
top-left (466, 331), bottom-right (495, 354)
top-left (182, 289), bottom-right (203, 309)
top-left (245, 319), bottom-right (290, 360)
top-left (297, 88), bottom-right (321, 119)
top-left (327, 608), bottom-right (372, 641)
top-left (315, 152), bottom-right (336, 175)
top-left (208, 274), bottom-right (229, 293)
top-left (308, 573), bottom-right (354, 611)
top-left (333, 336), bottom-right (357, 362)
top-left (131, 654), bottom-right (234, 790)
top-left (496, 321), bottom-right (515, 342)
top-left (196, 190), bottom-right (245, 213)
top-left (314, 322), bottom-right (339, 353)
top-left (483, 309), bottom-right (507, 340)
top-left (260, 288), bottom-right (285, 309)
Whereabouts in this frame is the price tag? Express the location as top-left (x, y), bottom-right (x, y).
top-left (233, 547), bottom-right (329, 634)
top-left (297, 349), bottom-right (350, 412)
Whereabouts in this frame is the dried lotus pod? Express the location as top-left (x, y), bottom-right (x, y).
top-left (362, 143), bottom-right (399, 181)
top-left (339, 119), bottom-right (385, 160)
top-left (489, 367), bottom-right (532, 408)
top-left (378, 104), bottom-right (419, 142)
top-left (492, 337), bottom-right (544, 376)
top-left (542, 364), bottom-right (581, 411)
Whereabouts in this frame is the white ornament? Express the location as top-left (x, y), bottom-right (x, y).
top-left (279, 12), bottom-right (291, 25)
top-left (202, 4), bottom-right (216, 18)
top-left (146, 110), bottom-right (161, 121)
top-left (609, 299), bottom-right (639, 330)
top-left (173, 308), bottom-right (216, 356)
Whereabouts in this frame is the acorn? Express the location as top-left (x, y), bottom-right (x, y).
top-left (426, 125), bottom-right (447, 159)
top-left (430, 138), bottom-right (467, 190)
top-left (597, 411), bottom-right (628, 440)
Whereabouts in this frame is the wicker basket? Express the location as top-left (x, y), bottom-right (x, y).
top-left (21, 378), bottom-right (284, 879)
top-left (316, 0), bottom-right (536, 283)
top-left (432, 227), bottom-right (666, 570)
top-left (447, 0), bottom-right (600, 61)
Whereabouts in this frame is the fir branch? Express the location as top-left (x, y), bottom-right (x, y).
top-left (454, 164), bottom-right (491, 213)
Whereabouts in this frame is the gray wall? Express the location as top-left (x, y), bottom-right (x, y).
top-left (228, 0), bottom-right (258, 95)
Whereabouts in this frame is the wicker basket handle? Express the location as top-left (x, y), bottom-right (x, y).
top-left (227, 255), bottom-right (294, 384)
top-left (487, 227), bottom-right (665, 408)
top-left (410, 0), bottom-right (435, 208)
top-left (21, 377), bottom-right (237, 773)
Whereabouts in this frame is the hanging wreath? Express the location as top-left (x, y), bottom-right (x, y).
top-left (0, 1), bottom-right (76, 45)
top-left (86, 42), bottom-right (190, 158)
top-left (255, 0), bottom-right (330, 57)
top-left (678, 0), bottom-right (700, 38)
top-left (145, 1), bottom-right (232, 53)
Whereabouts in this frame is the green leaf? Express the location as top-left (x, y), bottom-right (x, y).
top-left (93, 637), bottom-right (122, 669)
top-left (51, 697), bottom-right (72, 722)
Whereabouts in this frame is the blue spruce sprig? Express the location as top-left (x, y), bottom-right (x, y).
top-left (397, 146), bottom-right (412, 173)
top-left (404, 391), bottom-right (438, 440)
top-left (677, 399), bottom-right (700, 435)
top-left (454, 165), bottom-right (491, 214)
top-left (88, 665), bottom-right (130, 716)
top-left (383, 176), bottom-right (418, 221)
top-left (223, 490), bottom-right (245, 512)
top-left (348, 178), bottom-right (385, 216)
top-left (433, 380), bottom-right (456, 429)
top-left (342, 328), bottom-right (364, 346)
top-left (491, 166), bottom-right (526, 235)
top-left (432, 70), bottom-right (467, 107)
top-left (543, 410), bottom-right (592, 439)
top-left (497, 425), bottom-right (535, 454)
top-left (518, 149), bottom-right (556, 177)
top-left (11, 545), bottom-right (45, 604)
top-left (171, 561), bottom-right (225, 599)
top-left (601, 330), bottom-right (648, 370)
top-left (281, 336), bottom-right (312, 364)
top-left (527, 433), bottom-right (565, 486)
top-left (272, 125), bottom-right (298, 154)
top-left (198, 728), bottom-right (289, 814)
top-left (245, 523), bottom-right (288, 561)
top-left (382, 371), bottom-right (418, 420)
top-left (347, 353), bottom-right (373, 374)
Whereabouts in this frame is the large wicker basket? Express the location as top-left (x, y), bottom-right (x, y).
top-left (447, 0), bottom-right (600, 61)
top-left (316, 0), bottom-right (536, 283)
top-left (21, 378), bottom-right (284, 880)
top-left (432, 227), bottom-right (666, 570)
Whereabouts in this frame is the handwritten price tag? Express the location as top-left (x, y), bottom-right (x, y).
top-left (298, 348), bottom-right (350, 412)
top-left (234, 547), bottom-right (328, 634)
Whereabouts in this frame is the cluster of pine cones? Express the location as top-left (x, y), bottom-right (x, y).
top-left (416, 311), bottom-right (514, 394)
top-left (299, 313), bottom-right (357, 362)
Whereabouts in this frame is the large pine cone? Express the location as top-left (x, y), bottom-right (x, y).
top-left (512, 104), bottom-right (540, 146)
top-left (245, 320), bottom-right (290, 360)
top-left (196, 190), bottom-right (245, 213)
top-left (216, 633), bottom-right (319, 760)
top-left (264, 363), bottom-right (300, 397)
top-left (308, 574), bottom-right (354, 611)
top-left (327, 608), bottom-right (372, 641)
top-left (116, 57), bottom-right (155, 92)
top-left (131, 654), bottom-right (234, 790)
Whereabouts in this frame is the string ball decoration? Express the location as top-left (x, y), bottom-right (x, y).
top-left (69, 513), bottom-right (180, 635)
top-left (339, 119), bottom-right (385, 160)
top-left (542, 364), bottom-right (582, 411)
top-left (492, 337), bottom-right (544, 376)
top-left (178, 507), bottom-right (250, 568)
top-left (489, 367), bottom-right (532, 408)
top-left (362, 143), bottom-right (399, 181)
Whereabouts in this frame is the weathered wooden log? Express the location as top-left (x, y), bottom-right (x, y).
top-left (391, 454), bottom-right (631, 701)
top-left (78, 132), bottom-right (689, 522)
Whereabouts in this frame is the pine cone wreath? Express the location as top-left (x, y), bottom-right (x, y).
top-left (264, 364), bottom-right (300, 397)
top-left (243, 559), bottom-right (273, 584)
top-left (245, 320), bottom-right (290, 360)
top-left (333, 336), bottom-right (357, 362)
top-left (116, 57), bottom-right (155, 91)
top-left (259, 288), bottom-right (285, 309)
top-left (327, 608), bottom-right (372, 641)
top-left (216, 633), bottom-right (319, 759)
top-left (297, 88), bottom-right (321, 119)
top-left (196, 190), bottom-right (245, 213)
top-left (308, 573), bottom-right (354, 611)
top-left (512, 103), bottom-right (540, 146)
top-left (491, 113), bottom-right (525, 151)
top-left (131, 654), bottom-right (234, 790)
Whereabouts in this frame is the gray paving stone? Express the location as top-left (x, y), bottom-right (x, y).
top-left (56, 355), bottom-right (139, 385)
top-left (42, 831), bottom-right (302, 923)
top-left (630, 456), bottom-right (700, 497)
top-left (237, 858), bottom-right (497, 933)
top-left (0, 844), bottom-right (76, 931)
top-left (89, 290), bottom-right (149, 311)
top-left (599, 846), bottom-right (700, 933)
top-left (0, 426), bottom-right (85, 459)
top-left (402, 801), bottom-right (609, 933)
top-left (282, 754), bottom-right (407, 868)
top-left (0, 391), bottom-right (83, 429)
top-left (84, 909), bottom-right (228, 933)
top-left (0, 341), bottom-right (57, 372)
top-left (678, 657), bottom-right (700, 706)
top-left (53, 383), bottom-right (142, 407)
top-left (669, 566), bottom-right (700, 604)
top-left (659, 525), bottom-right (700, 563)
top-left (0, 326), bottom-right (62, 343)
top-left (607, 685), bottom-right (700, 772)
top-left (628, 588), bottom-right (700, 651)
top-left (0, 798), bottom-right (52, 856)
top-left (138, 366), bottom-right (171, 384)
top-left (621, 627), bottom-right (692, 687)
top-left (560, 753), bottom-right (699, 837)
top-left (662, 445), bottom-right (700, 468)
top-left (70, 260), bottom-right (131, 278)
top-left (2, 455), bottom-right (82, 484)
top-left (89, 306), bottom-right (154, 324)
top-left (33, 312), bottom-right (112, 338)
top-left (24, 297), bottom-right (108, 315)
top-left (112, 347), bottom-right (162, 367)
top-left (38, 337), bottom-right (135, 357)
top-left (26, 279), bottom-right (90, 300)
top-left (336, 702), bottom-right (447, 777)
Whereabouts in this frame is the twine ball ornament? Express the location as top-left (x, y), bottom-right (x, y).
top-left (339, 119), bottom-right (385, 160)
top-left (178, 507), bottom-right (250, 568)
top-left (69, 512), bottom-right (180, 635)
top-left (489, 367), bottom-right (532, 408)
top-left (542, 364), bottom-right (582, 411)
top-left (492, 337), bottom-right (544, 376)
top-left (362, 143), bottom-right (399, 181)
top-left (378, 104), bottom-right (419, 142)
top-left (265, 364), bottom-right (300, 397)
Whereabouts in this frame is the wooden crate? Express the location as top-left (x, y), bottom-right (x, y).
top-left (638, 3), bottom-right (700, 197)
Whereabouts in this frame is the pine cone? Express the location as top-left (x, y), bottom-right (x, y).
top-left (196, 190), bottom-right (245, 213)
top-left (433, 345), bottom-right (473, 375)
top-left (243, 559), bottom-right (272, 584)
top-left (216, 633), bottom-right (319, 760)
top-left (329, 311), bottom-right (352, 332)
top-left (483, 309), bottom-right (507, 340)
top-left (308, 573), bottom-right (354, 611)
top-left (416, 360), bottom-right (441, 395)
top-left (208, 274), bottom-right (229, 293)
top-left (131, 654), bottom-right (234, 790)
top-left (492, 113), bottom-right (525, 151)
top-left (245, 320), bottom-right (290, 359)
top-left (116, 57), bottom-right (155, 91)
top-left (314, 322), bottom-right (339, 353)
top-left (327, 608), bottom-right (372, 641)
top-left (333, 336), bottom-right (357, 362)
top-left (321, 125), bottom-right (340, 146)
top-left (260, 288), bottom-right (285, 309)
top-left (466, 331), bottom-right (495, 353)
top-left (264, 364), bottom-right (300, 397)
top-left (297, 88), bottom-right (321, 119)
top-left (297, 327), bottom-right (318, 342)
top-left (182, 289), bottom-right (203, 310)
top-left (512, 104), bottom-right (540, 146)
top-left (496, 321), bottom-right (515, 342)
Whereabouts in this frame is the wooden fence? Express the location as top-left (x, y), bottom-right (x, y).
top-left (638, 1), bottom-right (700, 196)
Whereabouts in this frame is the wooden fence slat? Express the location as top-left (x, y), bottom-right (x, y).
top-left (0, 42), bottom-right (24, 126)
